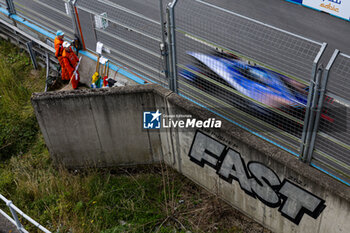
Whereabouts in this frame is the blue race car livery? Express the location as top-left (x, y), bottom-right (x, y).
top-left (180, 51), bottom-right (334, 126)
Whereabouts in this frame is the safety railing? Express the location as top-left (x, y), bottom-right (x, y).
top-left (0, 194), bottom-right (51, 233)
top-left (0, 0), bottom-right (349, 187)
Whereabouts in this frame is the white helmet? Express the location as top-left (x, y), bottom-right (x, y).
top-left (62, 41), bottom-right (71, 48)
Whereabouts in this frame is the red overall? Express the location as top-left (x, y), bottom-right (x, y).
top-left (54, 36), bottom-right (69, 81)
top-left (62, 47), bottom-right (80, 89)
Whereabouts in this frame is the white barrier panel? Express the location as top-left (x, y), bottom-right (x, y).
top-left (303, 0), bottom-right (350, 20)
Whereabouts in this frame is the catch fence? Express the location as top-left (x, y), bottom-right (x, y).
top-left (309, 52), bottom-right (350, 184)
top-left (13, 0), bottom-right (75, 39)
top-left (75, 0), bottom-right (170, 86)
top-left (172, 0), bottom-right (325, 157)
top-left (0, 0), bottom-right (349, 186)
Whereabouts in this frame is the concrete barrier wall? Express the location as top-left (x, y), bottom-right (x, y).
top-left (32, 84), bottom-right (350, 233)
top-left (32, 86), bottom-right (163, 167)
top-left (162, 94), bottom-right (350, 233)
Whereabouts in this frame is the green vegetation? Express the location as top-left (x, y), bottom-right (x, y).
top-left (0, 39), bottom-right (44, 160)
top-left (0, 39), bottom-right (268, 233)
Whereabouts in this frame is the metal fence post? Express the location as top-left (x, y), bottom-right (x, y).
top-left (167, 0), bottom-right (179, 93)
top-left (68, 0), bottom-right (86, 50)
top-left (302, 68), bottom-right (322, 162)
top-left (26, 41), bottom-right (38, 70)
top-left (44, 52), bottom-right (50, 92)
top-left (6, 201), bottom-right (26, 233)
top-left (166, 7), bottom-right (173, 90)
top-left (299, 42), bottom-right (327, 161)
top-left (5, 0), bottom-right (16, 15)
top-left (159, 0), bottom-right (170, 81)
top-left (306, 49), bottom-right (340, 163)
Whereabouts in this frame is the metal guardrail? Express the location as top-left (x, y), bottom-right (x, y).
top-left (0, 0), bottom-right (349, 188)
top-left (0, 15), bottom-right (55, 53)
top-left (0, 194), bottom-right (51, 233)
top-left (0, 12), bottom-right (59, 89)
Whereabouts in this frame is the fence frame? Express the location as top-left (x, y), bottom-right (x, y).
top-left (301, 68), bottom-right (323, 162)
top-left (305, 49), bottom-right (340, 163)
top-left (5, 0), bottom-right (15, 15)
top-left (168, 0), bottom-right (328, 162)
top-left (0, 194), bottom-right (51, 233)
top-left (75, 0), bottom-right (168, 86)
top-left (70, 0), bottom-right (86, 50)
top-left (26, 41), bottom-right (38, 69)
top-left (299, 43), bottom-right (327, 162)
top-left (158, 0), bottom-right (170, 81)
top-left (167, 0), bottom-right (178, 93)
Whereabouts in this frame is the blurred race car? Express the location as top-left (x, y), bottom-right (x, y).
top-left (179, 51), bottom-right (335, 133)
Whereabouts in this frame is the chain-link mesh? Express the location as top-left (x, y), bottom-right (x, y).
top-left (74, 7), bottom-right (96, 51)
top-left (76, 0), bottom-right (167, 86)
top-left (312, 53), bottom-right (350, 184)
top-left (0, 1), bottom-right (11, 23)
top-left (175, 0), bottom-right (322, 82)
top-left (13, 0), bottom-right (74, 38)
top-left (175, 0), bottom-right (324, 155)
